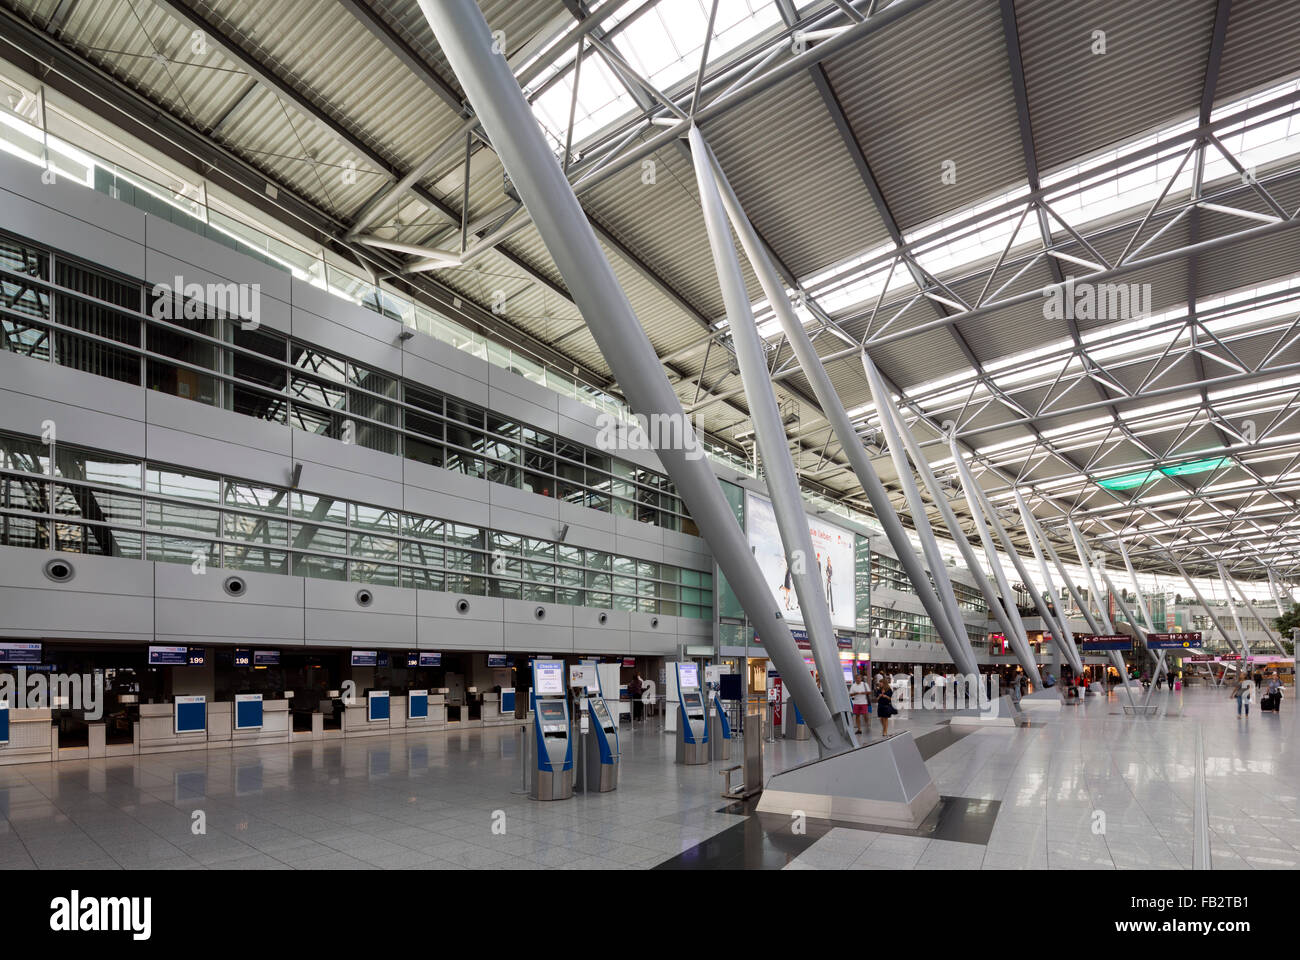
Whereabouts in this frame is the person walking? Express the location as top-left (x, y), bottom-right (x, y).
top-left (1230, 674), bottom-right (1255, 717)
top-left (877, 678), bottom-right (895, 736)
top-left (849, 672), bottom-right (870, 735)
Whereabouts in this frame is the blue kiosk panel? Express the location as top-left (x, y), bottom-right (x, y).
top-left (234, 694), bottom-right (263, 730)
top-left (0, 702), bottom-right (8, 745)
top-left (368, 690), bottom-right (390, 721)
top-left (174, 696), bottom-right (206, 734)
top-left (408, 689), bottom-right (429, 719)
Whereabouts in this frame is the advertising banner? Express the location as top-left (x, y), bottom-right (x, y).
top-left (745, 491), bottom-right (856, 630)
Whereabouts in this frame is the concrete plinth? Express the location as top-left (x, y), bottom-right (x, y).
top-left (755, 731), bottom-right (939, 829)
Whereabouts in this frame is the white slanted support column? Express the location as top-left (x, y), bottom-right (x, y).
top-left (865, 361), bottom-right (1028, 680)
top-left (701, 140), bottom-right (978, 679)
top-left (685, 123), bottom-right (854, 746)
top-left (1170, 556), bottom-right (1245, 686)
top-left (946, 442), bottom-right (1042, 687)
top-left (860, 353), bottom-right (971, 662)
top-left (416, 0), bottom-right (843, 752)
top-left (1013, 491), bottom-right (1084, 675)
top-left (1223, 567), bottom-right (1289, 657)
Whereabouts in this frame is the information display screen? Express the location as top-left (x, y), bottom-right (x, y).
top-left (253, 650), bottom-right (279, 666)
top-left (148, 645), bottom-right (188, 665)
top-left (187, 648), bottom-right (205, 666)
top-left (843, 665), bottom-right (854, 683)
top-left (537, 701), bottom-right (566, 726)
top-left (535, 660), bottom-right (565, 695)
top-left (419, 652), bottom-right (441, 667)
top-left (232, 649), bottom-right (252, 667)
top-left (487, 654), bottom-right (509, 668)
top-left (351, 650), bottom-right (377, 667)
top-left (682, 692), bottom-right (703, 712)
top-left (0, 643), bottom-right (41, 664)
top-left (590, 698), bottom-right (613, 728)
top-left (677, 662), bottom-right (699, 690)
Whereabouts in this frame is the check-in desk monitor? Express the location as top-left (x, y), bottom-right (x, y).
top-left (529, 660), bottom-right (573, 801)
top-left (675, 662), bottom-right (709, 765)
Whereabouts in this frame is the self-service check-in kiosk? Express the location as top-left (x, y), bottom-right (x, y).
top-left (529, 660), bottom-right (573, 801)
top-left (710, 692), bottom-right (731, 761)
top-left (576, 667), bottom-right (619, 793)
top-left (675, 661), bottom-right (708, 765)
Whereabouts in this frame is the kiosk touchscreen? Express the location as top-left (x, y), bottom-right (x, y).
top-left (529, 660), bottom-right (573, 801)
top-left (579, 670), bottom-right (619, 793)
top-left (675, 662), bottom-right (709, 765)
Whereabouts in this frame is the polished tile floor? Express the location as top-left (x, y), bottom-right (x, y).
top-left (0, 686), bottom-right (1293, 869)
top-left (784, 684), bottom-right (1299, 870)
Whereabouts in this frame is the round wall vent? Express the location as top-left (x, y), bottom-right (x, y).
top-left (455, 598), bottom-right (471, 615)
top-left (223, 576), bottom-right (247, 597)
top-left (597, 612), bottom-right (608, 625)
top-left (650, 616), bottom-right (660, 629)
top-left (43, 558), bottom-right (75, 583)
top-left (356, 589), bottom-right (374, 607)
top-left (534, 606), bottom-right (546, 621)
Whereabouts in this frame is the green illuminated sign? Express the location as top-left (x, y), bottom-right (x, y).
top-left (1096, 457), bottom-right (1231, 491)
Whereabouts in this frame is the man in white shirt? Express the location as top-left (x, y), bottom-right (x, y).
top-left (848, 673), bottom-right (870, 735)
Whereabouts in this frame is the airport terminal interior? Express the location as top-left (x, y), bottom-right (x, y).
top-left (0, 0), bottom-right (1298, 879)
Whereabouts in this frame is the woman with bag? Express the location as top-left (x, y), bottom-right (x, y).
top-left (877, 678), bottom-right (895, 736)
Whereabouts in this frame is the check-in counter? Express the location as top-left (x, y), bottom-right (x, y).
top-left (342, 691), bottom-right (393, 738)
top-left (216, 697), bottom-right (291, 747)
top-left (137, 700), bottom-right (209, 755)
top-left (481, 691), bottom-right (501, 723)
top-left (428, 691), bottom-right (447, 726)
top-left (0, 707), bottom-right (54, 765)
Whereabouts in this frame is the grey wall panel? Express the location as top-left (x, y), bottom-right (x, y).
top-left (556, 520), bottom-right (616, 556)
top-left (486, 385), bottom-right (558, 434)
top-left (489, 481), bottom-right (559, 521)
top-left (573, 607), bottom-right (629, 631)
top-left (289, 431), bottom-right (403, 507)
top-left (290, 306), bottom-right (403, 374)
top-left (573, 628), bottom-right (631, 654)
top-left (145, 422), bottom-right (291, 486)
top-left (615, 515), bottom-right (663, 546)
top-left (487, 505), bottom-right (559, 542)
top-left (629, 630), bottom-right (676, 655)
top-left (0, 187), bottom-right (146, 280)
top-left (400, 331), bottom-right (490, 386)
top-left (153, 563), bottom-right (305, 644)
top-left (558, 498), bottom-right (614, 529)
top-left (417, 589), bottom-right (503, 622)
top-left (0, 152), bottom-right (147, 243)
top-left (0, 348), bottom-right (146, 424)
top-left (142, 247), bottom-right (291, 336)
top-left (417, 616), bottom-right (504, 649)
top-left (0, 388), bottom-right (146, 461)
top-left (304, 580), bottom-right (416, 647)
top-left (555, 411), bottom-right (603, 451)
top-left (145, 390), bottom-right (293, 457)
top-left (505, 620), bottom-right (575, 652)
top-left (290, 276), bottom-right (398, 338)
top-left (145, 216), bottom-right (291, 304)
top-left (663, 544), bottom-right (710, 573)
top-left (401, 484), bottom-right (490, 528)
top-left (0, 548), bottom-right (153, 640)
top-left (400, 350), bottom-right (490, 408)
top-left (503, 597), bottom-right (573, 628)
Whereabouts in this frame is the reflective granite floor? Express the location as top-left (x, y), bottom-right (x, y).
top-left (0, 687), bottom-right (1293, 869)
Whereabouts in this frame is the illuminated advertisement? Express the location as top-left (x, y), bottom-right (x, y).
top-left (745, 491), bottom-right (856, 630)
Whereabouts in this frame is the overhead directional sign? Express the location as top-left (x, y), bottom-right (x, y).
top-left (1146, 632), bottom-right (1202, 650)
top-left (1077, 635), bottom-right (1131, 651)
